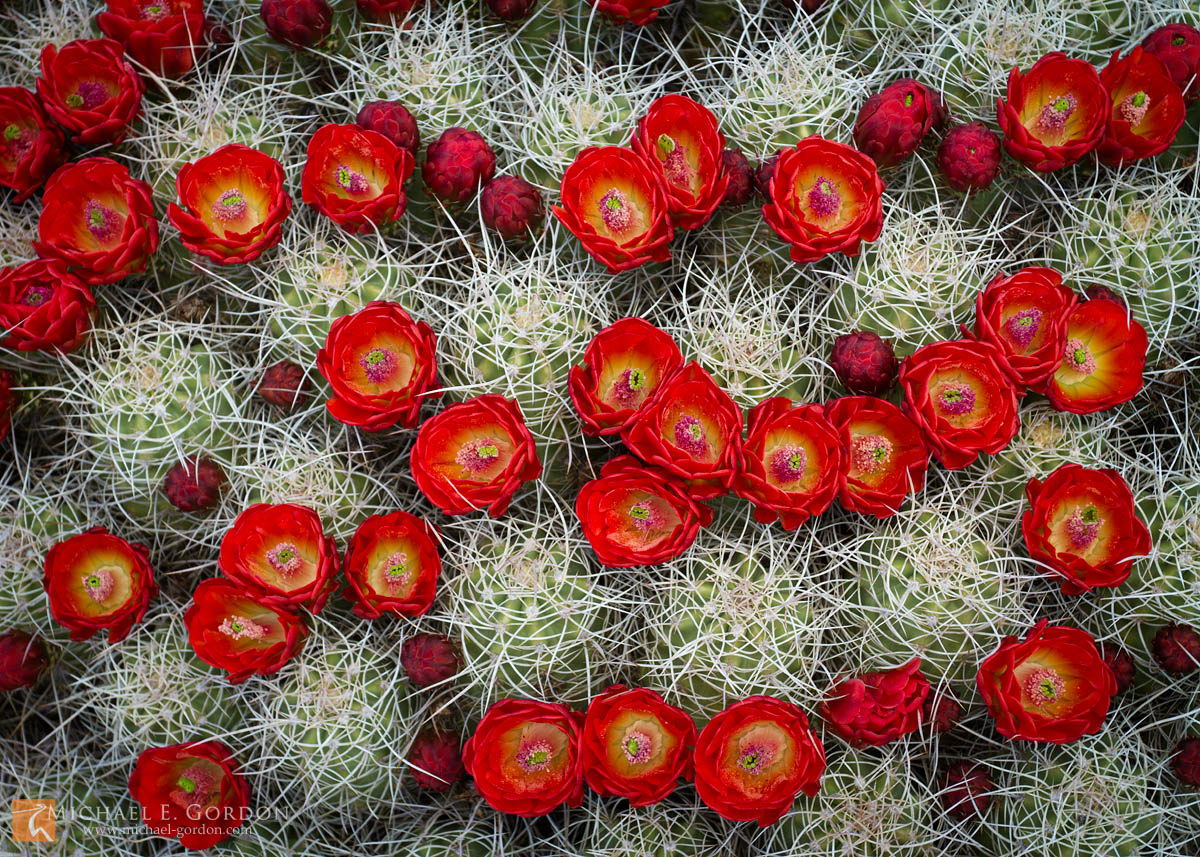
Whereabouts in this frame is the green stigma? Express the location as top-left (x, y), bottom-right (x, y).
top-left (739, 752), bottom-right (759, 770)
top-left (66, 94), bottom-right (84, 108)
top-left (1073, 348), bottom-right (1087, 364)
top-left (657, 133), bottom-right (676, 155)
top-left (604, 195), bottom-right (624, 211)
top-left (904, 93), bottom-right (913, 106)
top-left (478, 444), bottom-right (499, 458)
top-left (629, 504), bottom-right (650, 521)
top-left (628, 368), bottom-right (645, 390)
top-left (1080, 506), bottom-right (1100, 524)
top-left (1053, 96), bottom-right (1071, 112)
top-left (177, 776), bottom-right (196, 794)
top-left (3, 124), bottom-right (20, 141)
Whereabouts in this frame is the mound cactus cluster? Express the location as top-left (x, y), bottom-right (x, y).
top-left (1, 1), bottom-right (1199, 856)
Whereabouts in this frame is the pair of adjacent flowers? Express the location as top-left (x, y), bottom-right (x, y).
top-left (466, 626), bottom-right (1118, 825)
top-left (998, 44), bottom-right (1190, 171)
top-left (554, 94), bottom-right (884, 272)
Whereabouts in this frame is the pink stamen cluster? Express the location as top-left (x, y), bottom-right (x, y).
top-left (936, 383), bottom-right (976, 416)
top-left (672, 415), bottom-right (708, 457)
top-left (266, 543), bottom-right (302, 576)
top-left (627, 501), bottom-right (664, 533)
top-left (737, 741), bottom-right (773, 775)
top-left (84, 200), bottom-right (121, 242)
top-left (769, 444), bottom-right (808, 484)
top-left (336, 164), bottom-right (369, 195)
top-left (140, 2), bottom-right (169, 20)
top-left (81, 567), bottom-right (115, 603)
top-left (1023, 667), bottom-right (1066, 706)
top-left (851, 434), bottom-right (893, 475)
top-left (168, 765), bottom-right (216, 810)
top-left (456, 438), bottom-right (501, 475)
top-left (212, 188), bottom-right (248, 222)
top-left (359, 347), bottom-right (397, 385)
top-left (610, 367), bottom-right (647, 407)
top-left (1065, 505), bottom-right (1103, 549)
top-left (598, 188), bottom-right (633, 234)
top-left (807, 176), bottom-right (841, 218)
top-left (218, 615), bottom-right (267, 641)
top-left (1037, 93), bottom-right (1078, 133)
top-left (1003, 308), bottom-right (1043, 348)
top-left (1064, 338), bottom-right (1097, 375)
top-left (380, 551), bottom-right (411, 592)
top-left (621, 728), bottom-right (653, 766)
top-left (657, 134), bottom-right (693, 187)
top-left (19, 283), bottom-right (53, 307)
top-left (69, 81), bottom-right (109, 110)
top-left (1118, 91), bottom-right (1150, 125)
top-left (515, 738), bottom-right (554, 774)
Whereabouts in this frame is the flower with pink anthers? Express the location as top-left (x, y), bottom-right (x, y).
top-left (341, 510), bottom-right (442, 620)
top-left (301, 123), bottom-right (415, 233)
top-left (185, 578), bottom-right (307, 684)
top-left (1021, 463), bottom-right (1150, 595)
top-left (462, 698), bottom-right (585, 817)
top-left (734, 398), bottom-right (847, 530)
top-left (317, 301), bottom-right (441, 432)
top-left (217, 504), bottom-right (340, 613)
top-left (1037, 298), bottom-right (1147, 414)
top-left (37, 38), bottom-right (144, 146)
top-left (0, 86), bottom-right (66, 202)
top-left (825, 396), bottom-right (929, 519)
top-left (581, 685), bottom-right (696, 807)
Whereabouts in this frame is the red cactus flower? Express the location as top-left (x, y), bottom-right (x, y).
top-left (1171, 738), bottom-right (1200, 788)
top-left (976, 620), bottom-right (1116, 744)
top-left (422, 127), bottom-right (496, 205)
top-left (0, 86), bottom-right (67, 203)
top-left (43, 526), bottom-right (158, 643)
top-left (761, 135), bottom-right (885, 264)
top-left (693, 695), bottom-right (825, 826)
top-left (97, 0), bottom-right (208, 80)
top-left (853, 78), bottom-right (946, 168)
top-left (167, 144), bottom-right (292, 265)
top-left (1096, 48), bottom-right (1187, 167)
top-left (0, 629), bottom-right (51, 691)
top-left (1141, 23), bottom-right (1200, 103)
top-left (575, 455), bottom-right (713, 568)
top-left (1038, 298), bottom-right (1147, 415)
top-left (161, 455), bottom-right (227, 513)
top-left (411, 395), bottom-right (542, 517)
top-left (408, 728), bottom-right (466, 792)
top-left (301, 123), bottom-right (415, 234)
top-left (260, 0), bottom-right (333, 49)
top-left (552, 146), bottom-right (675, 273)
top-left (720, 148), bottom-right (754, 207)
top-left (341, 510), bottom-right (442, 620)
top-left (401, 632), bottom-right (460, 687)
top-left (184, 578), bottom-right (307, 684)
top-left (0, 259), bottom-right (95, 353)
top-left (621, 362), bottom-right (743, 500)
top-left (34, 157), bottom-right (159, 286)
top-left (568, 317), bottom-right (684, 436)
top-left (256, 360), bottom-right (312, 410)
top-left (480, 175), bottom-right (544, 239)
top-left (462, 698), bottom-right (585, 817)
top-left (581, 685), bottom-right (696, 807)
top-left (1085, 284), bottom-right (1125, 307)
top-left (734, 399), bottom-right (847, 530)
top-left (941, 761), bottom-right (994, 820)
top-left (923, 692), bottom-right (963, 734)
top-left (829, 330), bottom-right (898, 396)
top-left (753, 151), bottom-right (779, 198)
top-left (1153, 623), bottom-right (1200, 676)
top-left (631, 94), bottom-right (730, 230)
top-left (586, 0), bottom-right (670, 26)
top-left (996, 52), bottom-right (1108, 171)
top-left (825, 396), bottom-right (929, 519)
top-left (0, 371), bottom-right (15, 444)
top-left (355, 99), bottom-right (420, 154)
top-left (936, 121), bottom-right (1003, 192)
top-left (967, 266), bottom-right (1078, 388)
top-left (37, 38), bottom-right (144, 146)
top-left (218, 503), bottom-right (340, 613)
top-left (316, 300), bottom-right (440, 432)
top-left (820, 658), bottom-right (930, 748)
top-left (1022, 464), bottom-right (1151, 595)
top-left (128, 741), bottom-right (250, 850)
top-left (899, 339), bottom-right (1021, 470)
top-left (355, 0), bottom-right (424, 23)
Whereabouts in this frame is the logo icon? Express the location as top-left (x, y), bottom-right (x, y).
top-left (12, 799), bottom-right (56, 843)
